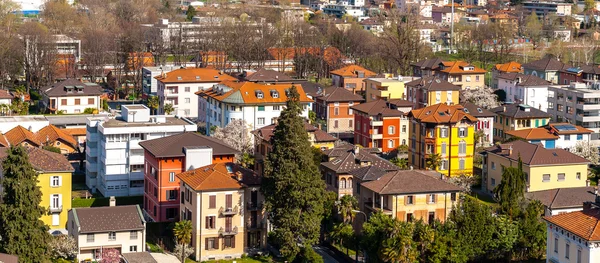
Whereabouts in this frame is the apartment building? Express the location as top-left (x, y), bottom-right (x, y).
top-left (0, 147), bottom-right (73, 234)
top-left (406, 76), bottom-right (460, 108)
top-left (492, 61), bottom-right (522, 88)
top-left (523, 1), bottom-right (571, 17)
top-left (462, 102), bottom-right (495, 146)
top-left (364, 76), bottom-right (420, 102)
top-left (352, 99), bottom-right (413, 152)
top-left (85, 105), bottom-right (196, 197)
top-left (435, 61), bottom-right (486, 89)
top-left (490, 103), bottom-right (551, 141)
top-left (314, 86), bottom-right (364, 138)
top-left (330, 64), bottom-right (377, 93)
top-left (198, 81), bottom-right (312, 134)
top-left (139, 132), bottom-right (238, 222)
top-left (481, 140), bottom-right (589, 193)
top-left (547, 82), bottom-right (600, 140)
top-left (178, 162), bottom-right (265, 261)
top-left (68, 204), bottom-right (146, 262)
top-left (411, 58), bottom-right (444, 78)
top-left (142, 66), bottom-right (177, 95)
top-left (505, 123), bottom-right (592, 149)
top-left (156, 68), bottom-right (236, 120)
top-left (496, 73), bottom-right (551, 110)
top-left (358, 170), bottom-right (461, 222)
top-left (523, 56), bottom-right (568, 85)
top-left (408, 104), bottom-right (478, 177)
top-left (544, 208), bottom-right (600, 263)
top-left (41, 79), bottom-right (104, 114)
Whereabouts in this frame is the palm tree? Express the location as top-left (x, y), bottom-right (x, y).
top-left (425, 153), bottom-right (442, 171)
top-left (164, 103), bottom-right (175, 115)
top-left (173, 220), bottom-right (193, 262)
top-left (337, 195), bottom-right (358, 224)
top-left (147, 95), bottom-right (159, 115)
top-left (391, 158), bottom-right (409, 170)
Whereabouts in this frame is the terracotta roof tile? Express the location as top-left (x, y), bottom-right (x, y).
top-left (0, 89), bottom-right (14, 99)
top-left (139, 132), bottom-right (238, 158)
top-left (544, 209), bottom-right (600, 241)
top-left (330, 64), bottom-right (377, 78)
top-left (4, 125), bottom-right (42, 146)
top-left (0, 147), bottom-right (73, 172)
top-left (73, 205), bottom-right (145, 233)
top-left (362, 170), bottom-right (462, 195)
top-left (198, 81), bottom-right (312, 104)
top-left (155, 68), bottom-right (236, 83)
top-left (440, 61), bottom-right (487, 74)
top-left (409, 104), bottom-right (478, 124)
top-left (317, 86), bottom-right (365, 102)
top-left (63, 127), bottom-right (87, 136)
top-left (505, 128), bottom-right (559, 140)
top-left (36, 125), bottom-right (78, 149)
top-left (483, 140), bottom-right (589, 166)
top-left (495, 61), bottom-right (523, 73)
top-left (176, 162), bottom-right (259, 191)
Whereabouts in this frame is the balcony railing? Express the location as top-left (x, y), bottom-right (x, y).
top-left (49, 206), bottom-right (63, 213)
top-left (219, 206), bottom-right (238, 216)
top-left (246, 221), bottom-right (264, 230)
top-left (218, 226), bottom-right (238, 236)
top-left (247, 202), bottom-right (263, 211)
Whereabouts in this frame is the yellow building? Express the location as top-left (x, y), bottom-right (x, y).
top-left (358, 170), bottom-right (461, 222)
top-left (0, 147), bottom-right (73, 234)
top-left (408, 103), bottom-right (479, 177)
top-left (481, 140), bottom-right (589, 193)
top-left (364, 77), bottom-right (413, 102)
top-left (490, 104), bottom-right (552, 141)
top-left (405, 76), bottom-right (461, 108)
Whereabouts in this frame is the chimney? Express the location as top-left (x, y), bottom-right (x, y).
top-left (410, 165), bottom-right (413, 170)
top-left (235, 171), bottom-right (243, 181)
top-left (109, 196), bottom-right (116, 207)
top-left (183, 146), bottom-right (213, 171)
top-left (354, 145), bottom-right (360, 155)
top-left (441, 173), bottom-right (446, 180)
top-left (587, 179), bottom-right (591, 187)
top-left (508, 146), bottom-right (513, 156)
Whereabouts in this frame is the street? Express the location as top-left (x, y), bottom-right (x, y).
top-left (314, 245), bottom-right (348, 263)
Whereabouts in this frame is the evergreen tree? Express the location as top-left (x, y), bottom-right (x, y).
top-left (516, 200), bottom-right (547, 260)
top-left (261, 86), bottom-right (326, 261)
top-left (0, 146), bottom-right (51, 262)
top-left (493, 157), bottom-right (526, 219)
top-left (186, 5), bottom-right (196, 21)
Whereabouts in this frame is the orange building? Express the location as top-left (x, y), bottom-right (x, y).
top-left (139, 132), bottom-right (238, 222)
top-left (128, 52), bottom-right (154, 71)
top-left (330, 64), bottom-right (377, 94)
top-left (314, 86), bottom-right (365, 139)
top-left (36, 125), bottom-right (80, 154)
top-left (352, 99), bottom-right (414, 152)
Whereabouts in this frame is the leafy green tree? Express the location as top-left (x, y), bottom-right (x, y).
top-left (186, 5), bottom-right (196, 21)
top-left (380, 221), bottom-right (418, 263)
top-left (173, 220), bottom-right (193, 263)
top-left (42, 145), bottom-right (62, 154)
top-left (0, 146), bottom-right (51, 262)
top-left (489, 215), bottom-right (519, 260)
top-left (391, 157), bottom-right (408, 169)
top-left (83, 108), bottom-right (97, 114)
top-left (330, 223), bottom-right (354, 255)
top-left (309, 110), bottom-right (316, 124)
top-left (102, 98), bottom-right (109, 111)
top-left (163, 103), bottom-right (174, 115)
top-left (515, 200), bottom-right (547, 260)
top-left (240, 152), bottom-right (254, 169)
top-left (147, 95), bottom-right (159, 115)
top-left (412, 220), bottom-right (435, 261)
top-left (449, 196), bottom-right (497, 262)
top-left (493, 157), bottom-right (526, 219)
top-left (261, 86), bottom-right (326, 261)
top-left (425, 153), bottom-right (442, 170)
top-left (337, 194), bottom-right (358, 224)
top-left (311, 146), bottom-right (325, 166)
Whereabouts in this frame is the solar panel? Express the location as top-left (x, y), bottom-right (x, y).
top-left (555, 124), bottom-right (577, 131)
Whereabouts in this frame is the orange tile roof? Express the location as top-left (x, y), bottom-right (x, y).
top-left (4, 126), bottom-right (41, 147)
top-left (544, 209), bottom-right (600, 241)
top-left (0, 135), bottom-right (8, 147)
top-left (155, 68), bottom-right (237, 83)
top-left (495, 61), bottom-right (523, 73)
top-left (197, 81), bottom-right (313, 105)
top-left (548, 123), bottom-right (593, 135)
top-left (63, 128), bottom-right (87, 136)
top-left (176, 162), bottom-right (259, 191)
top-left (505, 128), bottom-right (559, 140)
top-left (440, 61), bottom-right (487, 74)
top-left (408, 103), bottom-right (478, 124)
top-left (330, 64), bottom-right (377, 78)
top-left (36, 125), bottom-right (79, 149)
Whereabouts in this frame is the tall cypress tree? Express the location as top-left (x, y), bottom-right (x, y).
top-left (493, 157), bottom-right (526, 220)
top-left (261, 86), bottom-right (326, 260)
top-left (0, 146), bottom-right (51, 262)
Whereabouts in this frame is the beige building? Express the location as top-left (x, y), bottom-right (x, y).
top-left (435, 61), bottom-right (486, 90)
top-left (67, 204), bottom-right (146, 262)
top-left (178, 162), bottom-right (265, 261)
top-left (544, 207), bottom-right (600, 263)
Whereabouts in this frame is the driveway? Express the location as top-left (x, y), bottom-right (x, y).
top-left (314, 245), bottom-right (346, 263)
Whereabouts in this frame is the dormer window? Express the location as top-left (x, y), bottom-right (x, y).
top-left (256, 91), bottom-right (264, 99)
top-left (177, 76), bottom-right (182, 80)
top-left (64, 86), bottom-right (74, 93)
top-left (271, 90), bottom-right (279, 98)
top-left (195, 76), bottom-right (200, 80)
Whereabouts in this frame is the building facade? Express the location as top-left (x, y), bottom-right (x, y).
top-left (364, 77), bottom-right (420, 102)
top-left (41, 79), bottom-right (104, 114)
top-left (435, 61), bottom-right (486, 89)
top-left (492, 61), bottom-right (523, 88)
top-left (544, 208), bottom-right (600, 263)
top-left (490, 103), bottom-right (552, 141)
top-left (523, 56), bottom-right (568, 84)
top-left (462, 102), bottom-right (495, 146)
top-left (330, 64), bottom-right (377, 94)
top-left (314, 86), bottom-right (364, 137)
top-left (352, 100), bottom-right (413, 152)
top-left (547, 83), bottom-right (600, 140)
top-left (505, 123), bottom-right (592, 149)
top-left (406, 76), bottom-right (460, 108)
top-left (496, 73), bottom-right (551, 110)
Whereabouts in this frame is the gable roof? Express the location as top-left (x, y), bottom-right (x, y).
top-left (176, 162), bottom-right (260, 191)
top-left (522, 56), bottom-right (568, 71)
top-left (490, 104), bottom-right (551, 119)
top-left (321, 148), bottom-right (398, 174)
top-left (405, 76), bottom-right (460, 91)
top-left (41, 79), bottom-right (104, 97)
top-left (362, 170), bottom-right (461, 195)
top-left (4, 125), bottom-right (42, 146)
top-left (526, 187), bottom-right (595, 210)
top-left (317, 86), bottom-right (365, 102)
top-left (506, 128), bottom-right (559, 140)
top-left (0, 135), bottom-right (8, 148)
top-left (497, 72), bottom-right (551, 86)
top-left (253, 122), bottom-right (337, 143)
top-left (409, 104), bottom-right (478, 124)
top-left (543, 209), bottom-right (600, 241)
top-left (411, 58), bottom-right (444, 70)
top-left (36, 125), bottom-right (78, 149)
top-left (461, 102), bottom-right (496, 117)
top-left (139, 132), bottom-right (239, 158)
top-left (495, 61), bottom-right (523, 73)
top-left (197, 81), bottom-right (312, 104)
top-left (323, 142), bottom-right (380, 158)
top-left (72, 205), bottom-right (145, 234)
top-left (351, 100), bottom-right (407, 117)
top-left (483, 140), bottom-right (589, 166)
top-left (155, 68), bottom-right (236, 83)
top-left (439, 61), bottom-right (487, 74)
top-left (547, 123), bottom-right (593, 135)
top-left (330, 64), bottom-right (377, 78)
top-left (244, 68), bottom-right (294, 82)
top-left (0, 89), bottom-right (14, 100)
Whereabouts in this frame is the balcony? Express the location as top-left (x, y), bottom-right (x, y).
top-left (246, 221), bottom-right (264, 230)
top-left (49, 206), bottom-right (63, 213)
top-left (371, 133), bottom-right (383, 139)
top-left (370, 120), bottom-right (383, 126)
top-left (86, 161), bottom-right (97, 172)
top-left (85, 145), bottom-right (98, 158)
top-left (86, 132), bottom-right (98, 142)
top-left (247, 202), bottom-right (263, 211)
top-left (218, 226), bottom-right (238, 236)
top-left (219, 206), bottom-right (238, 216)
top-left (364, 201), bottom-right (392, 215)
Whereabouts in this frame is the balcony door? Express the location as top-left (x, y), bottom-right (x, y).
top-left (225, 216), bottom-right (232, 232)
top-left (251, 191), bottom-right (258, 205)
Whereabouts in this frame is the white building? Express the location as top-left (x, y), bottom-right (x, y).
top-left (142, 66), bottom-right (177, 96)
top-left (497, 73), bottom-right (551, 111)
top-left (543, 206), bottom-right (600, 263)
top-left (67, 204), bottom-right (146, 262)
top-left (462, 102), bottom-right (495, 146)
top-left (41, 79), bottom-right (104, 114)
top-left (505, 123), bottom-right (592, 150)
top-left (548, 83), bottom-right (600, 140)
top-left (85, 105), bottom-right (196, 197)
top-left (0, 115), bottom-right (49, 133)
top-left (155, 67), bottom-right (237, 120)
top-left (198, 81), bottom-right (313, 134)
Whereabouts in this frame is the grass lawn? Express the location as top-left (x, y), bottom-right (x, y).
top-left (186, 255), bottom-right (277, 263)
top-left (467, 192), bottom-right (498, 207)
top-left (146, 242), bottom-right (164, 253)
top-left (72, 196), bottom-right (143, 208)
top-left (332, 243), bottom-right (357, 257)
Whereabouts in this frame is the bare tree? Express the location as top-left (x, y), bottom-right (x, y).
top-left (20, 22), bottom-right (57, 91)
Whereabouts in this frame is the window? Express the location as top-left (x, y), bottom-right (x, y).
top-left (406, 195), bottom-right (414, 205)
top-left (440, 160), bottom-right (448, 170)
top-left (387, 140), bottom-right (394, 148)
top-left (451, 193), bottom-right (457, 201)
top-left (51, 176), bottom-right (60, 187)
top-left (440, 128), bottom-right (448, 138)
top-left (130, 231), bottom-right (138, 240)
top-left (428, 194), bottom-right (436, 204)
top-left (388, 126), bottom-right (395, 135)
top-left (459, 159), bottom-right (465, 170)
top-left (167, 190), bottom-right (177, 201)
top-left (402, 125), bottom-right (407, 133)
top-left (258, 106), bottom-right (265, 111)
top-left (554, 238), bottom-right (558, 253)
top-left (441, 142), bottom-right (447, 155)
top-left (577, 249), bottom-right (581, 263)
top-left (577, 134), bottom-right (583, 140)
top-left (87, 234), bottom-right (94, 243)
top-left (458, 140), bottom-right (466, 155)
top-left (577, 172), bottom-right (581, 180)
top-left (108, 232), bottom-right (116, 241)
top-left (130, 246), bottom-right (137, 252)
top-left (334, 120), bottom-right (339, 128)
top-left (88, 98), bottom-right (94, 105)
top-left (565, 243), bottom-right (570, 259)
top-left (166, 208), bottom-right (177, 219)
top-left (169, 172), bottom-right (176, 182)
top-left (458, 127), bottom-right (467, 137)
top-left (61, 99), bottom-right (67, 106)
top-left (334, 107), bottom-right (339, 115)
top-left (75, 98), bottom-right (80, 105)
top-left (224, 236), bottom-right (235, 248)
top-left (558, 173), bottom-right (566, 181)
top-left (209, 195), bottom-right (216, 209)
top-left (349, 120), bottom-right (353, 128)
top-left (51, 194), bottom-right (60, 209)
top-left (476, 75), bottom-right (480, 81)
top-left (273, 105), bottom-right (280, 111)
top-left (466, 76), bottom-right (471, 82)
top-left (206, 216), bottom-right (216, 229)
top-left (226, 194), bottom-right (232, 208)
top-left (565, 135), bottom-right (571, 141)
top-left (543, 174), bottom-right (551, 182)
top-left (258, 118), bottom-right (265, 125)
top-left (428, 212), bottom-right (435, 224)
top-left (491, 162), bottom-right (496, 170)
top-left (206, 237), bottom-right (218, 250)
top-left (185, 87), bottom-right (191, 92)
top-left (491, 178), bottom-right (496, 186)
top-left (185, 98), bottom-right (190, 103)
top-left (407, 213), bottom-right (413, 222)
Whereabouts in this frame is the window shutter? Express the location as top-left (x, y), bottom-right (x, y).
top-left (215, 238), bottom-right (219, 249)
top-left (59, 194), bottom-right (63, 207)
top-left (226, 194), bottom-right (232, 208)
top-left (232, 236), bottom-right (235, 248)
top-left (205, 238), bottom-right (208, 250)
top-left (433, 194), bottom-right (437, 203)
top-left (205, 217), bottom-right (209, 229)
top-left (58, 176), bottom-right (62, 186)
top-left (404, 196), bottom-right (408, 205)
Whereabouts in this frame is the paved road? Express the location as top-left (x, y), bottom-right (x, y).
top-left (314, 245), bottom-right (348, 263)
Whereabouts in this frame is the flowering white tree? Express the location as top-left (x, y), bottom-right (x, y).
top-left (101, 248), bottom-right (120, 263)
top-left (461, 87), bottom-right (501, 109)
top-left (49, 235), bottom-right (77, 260)
top-left (172, 242), bottom-right (194, 261)
top-left (212, 119), bottom-right (254, 168)
top-left (569, 141), bottom-right (599, 165)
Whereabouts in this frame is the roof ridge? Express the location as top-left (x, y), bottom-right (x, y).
top-left (589, 215), bottom-right (600, 239)
top-left (549, 188), bottom-right (561, 208)
top-left (379, 171), bottom-right (399, 193)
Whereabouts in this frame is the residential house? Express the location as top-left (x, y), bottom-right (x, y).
top-left (253, 122), bottom-right (337, 175)
top-left (198, 81), bottom-right (312, 134)
top-left (314, 86), bottom-right (365, 139)
top-left (435, 61), bottom-right (487, 89)
top-left (352, 99), bottom-right (413, 152)
top-left (360, 18), bottom-right (385, 35)
top-left (488, 13), bottom-right (518, 24)
top-left (321, 144), bottom-right (399, 198)
top-left (496, 73), bottom-right (551, 110)
top-left (155, 67), bottom-right (237, 120)
top-left (543, 207), bottom-right (600, 263)
top-left (522, 56), bottom-right (569, 84)
top-left (432, 6), bottom-right (465, 25)
top-left (67, 204), bottom-right (146, 262)
top-left (505, 123), bottom-right (592, 149)
top-left (406, 76), bottom-right (461, 108)
top-left (559, 66), bottom-right (585, 85)
top-left (85, 105), bottom-right (197, 197)
top-left (462, 102), bottom-right (495, 146)
top-left (41, 79), bottom-right (104, 114)
top-left (241, 68), bottom-right (294, 83)
top-left (490, 103), bottom-right (552, 141)
top-left (492, 61), bottom-right (523, 88)
top-left (408, 103), bottom-right (479, 177)
top-left (0, 147), bottom-right (73, 234)
top-left (138, 132), bottom-right (238, 222)
top-left (547, 82), bottom-right (600, 140)
top-left (0, 90), bottom-right (14, 110)
top-left (411, 58), bottom-right (444, 77)
top-left (177, 162), bottom-right (266, 261)
top-left (3, 125), bottom-right (42, 147)
top-left (364, 76), bottom-right (420, 102)
top-left (358, 170), bottom-right (461, 222)
top-left (526, 186), bottom-right (595, 216)
top-left (481, 140), bottom-right (589, 193)
top-left (330, 64), bottom-right (377, 93)
top-left (36, 124), bottom-right (80, 154)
